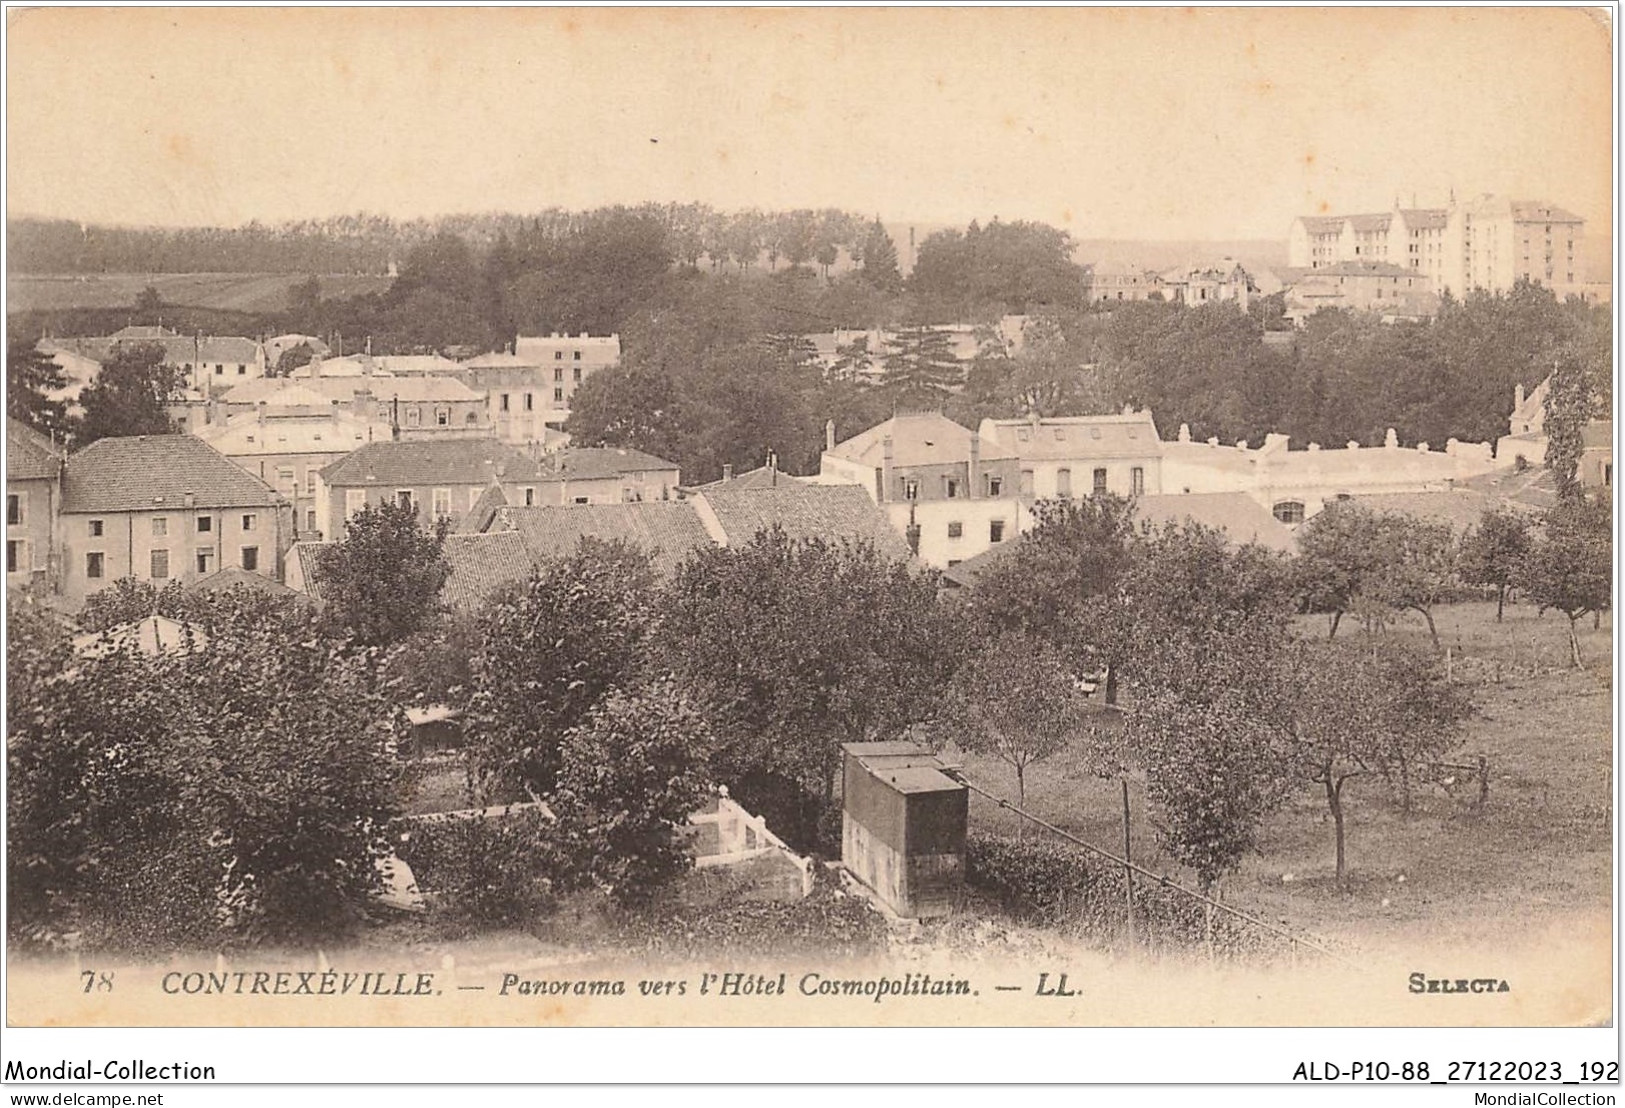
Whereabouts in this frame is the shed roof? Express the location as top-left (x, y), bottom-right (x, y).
top-left (842, 742), bottom-right (963, 794)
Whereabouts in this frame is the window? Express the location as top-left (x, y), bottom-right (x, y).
top-left (902, 478), bottom-right (919, 501)
top-left (945, 477), bottom-right (960, 499)
top-left (237, 364), bottom-right (247, 375)
top-left (554, 351), bottom-right (564, 361)
top-left (345, 489), bottom-right (367, 520)
top-left (1272, 501), bottom-right (1306, 525)
top-left (989, 520), bottom-right (1006, 544)
top-left (1019, 470), bottom-right (1035, 497)
top-left (89, 519), bottom-right (104, 538)
top-left (554, 387), bottom-right (565, 403)
top-left (987, 475), bottom-right (1002, 497)
top-left (432, 488), bottom-right (452, 518)
top-left (500, 394), bottom-right (511, 412)
top-left (150, 549), bottom-right (170, 579)
top-left (5, 493), bottom-right (20, 526)
top-left (1131, 466), bottom-right (1145, 497)
top-left (573, 367), bottom-right (582, 383)
top-left (396, 491), bottom-right (413, 511)
top-left (305, 509), bottom-right (317, 531)
top-left (196, 548), bottom-right (214, 575)
top-left (241, 513), bottom-right (257, 531)
top-left (1017, 428), bottom-right (1031, 442)
top-left (1092, 468), bottom-right (1108, 496)
top-left (523, 487), bottom-right (536, 506)
top-left (407, 407), bottom-right (421, 427)
top-left (947, 521), bottom-right (963, 539)
top-left (215, 365), bottom-right (224, 376)
top-left (306, 471), bottom-right (317, 495)
top-left (152, 516), bottom-right (169, 537)
top-left (573, 496), bottom-right (590, 505)
top-left (554, 367), bottom-right (564, 382)
top-left (6, 540), bottom-right (20, 574)
top-left (524, 393), bottom-right (534, 412)
top-left (947, 559), bottom-right (962, 568)
top-left (436, 407), bottom-right (450, 427)
top-left (197, 515), bottom-right (213, 533)
top-left (240, 546), bottom-right (259, 572)
top-left (86, 552), bottom-right (104, 579)
top-left (1056, 468), bottom-right (1072, 498)
top-left (573, 351), bottom-right (581, 361)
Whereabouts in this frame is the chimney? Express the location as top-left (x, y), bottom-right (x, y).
top-left (257, 400), bottom-right (267, 427)
top-left (825, 419), bottom-right (836, 452)
top-left (968, 433), bottom-right (980, 499)
top-left (1515, 383), bottom-right (1525, 410)
top-left (722, 463), bottom-right (734, 482)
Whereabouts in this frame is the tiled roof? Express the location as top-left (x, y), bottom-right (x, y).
top-left (979, 412), bottom-right (1162, 461)
top-left (62, 435), bottom-right (281, 513)
top-left (1349, 490), bottom-right (1539, 533)
top-left (699, 484), bottom-right (914, 561)
top-left (1315, 260), bottom-right (1416, 278)
top-left (36, 333), bottom-right (262, 368)
top-left (1399, 208), bottom-right (1449, 230)
top-left (440, 530), bottom-right (534, 610)
top-left (938, 538), bottom-right (1020, 588)
top-left (7, 418), bottom-right (65, 481)
top-left (319, 438), bottom-right (546, 488)
top-left (827, 413), bottom-right (1015, 469)
top-left (496, 502), bottom-right (716, 577)
top-left (224, 375), bottom-right (481, 404)
top-left (459, 483), bottom-right (510, 534)
top-left (185, 567), bottom-right (303, 596)
top-left (693, 464), bottom-right (809, 491)
top-left (197, 412), bottom-right (386, 456)
top-left (110, 325), bottom-right (179, 340)
top-left (1296, 216), bottom-right (1346, 234)
top-left (1134, 493), bottom-right (1296, 553)
top-left (548, 446), bottom-right (680, 481)
top-left (1457, 467), bottom-right (1559, 511)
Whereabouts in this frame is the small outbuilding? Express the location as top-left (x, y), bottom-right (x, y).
top-left (840, 741), bottom-right (968, 918)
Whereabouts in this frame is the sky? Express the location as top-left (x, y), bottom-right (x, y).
top-left (5, 7), bottom-right (1614, 241)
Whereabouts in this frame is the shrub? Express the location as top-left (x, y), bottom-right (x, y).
top-left (394, 808), bottom-right (573, 928)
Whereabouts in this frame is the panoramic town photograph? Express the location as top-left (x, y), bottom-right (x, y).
top-left (2, 5), bottom-right (1615, 1056)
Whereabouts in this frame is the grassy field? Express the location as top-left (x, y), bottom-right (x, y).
top-left (956, 599), bottom-right (1613, 956)
top-left (7, 271), bottom-right (393, 314)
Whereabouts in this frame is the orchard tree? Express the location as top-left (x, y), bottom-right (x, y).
top-left (1520, 499), bottom-right (1612, 669)
top-left (310, 500), bottom-right (452, 648)
top-left (1360, 512), bottom-right (1461, 647)
top-left (1286, 640), bottom-right (1470, 880)
top-left (938, 631), bottom-right (1106, 813)
top-left (464, 541), bottom-right (657, 799)
top-left (550, 679), bottom-right (716, 904)
top-left (1458, 508), bottom-right (1533, 621)
top-left (1294, 501), bottom-right (1387, 637)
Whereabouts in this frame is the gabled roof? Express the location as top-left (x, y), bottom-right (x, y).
top-left (979, 411), bottom-right (1162, 461)
top-left (698, 484), bottom-right (914, 561)
top-left (7, 418), bottom-right (65, 481)
top-left (319, 438), bottom-right (546, 488)
top-left (62, 435), bottom-right (280, 513)
top-left (548, 446), bottom-right (679, 481)
top-left (459, 483), bottom-right (510, 534)
top-left (938, 539), bottom-right (1020, 588)
top-left (110, 325), bottom-right (179, 340)
top-left (1295, 216), bottom-right (1346, 234)
top-left (223, 374), bottom-right (481, 405)
top-left (1511, 202), bottom-right (1583, 225)
top-left (1134, 493), bottom-right (1296, 553)
top-left (1346, 213), bottom-right (1393, 233)
top-left (197, 411), bottom-right (386, 456)
top-left (440, 530), bottom-right (534, 610)
top-left (827, 412), bottom-right (1014, 469)
top-left (185, 566), bottom-right (303, 597)
top-left (1316, 260), bottom-right (1416, 278)
top-left (494, 502), bottom-right (715, 577)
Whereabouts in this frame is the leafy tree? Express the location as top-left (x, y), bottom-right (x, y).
top-left (662, 530), bottom-right (963, 850)
top-left (310, 500), bottom-right (452, 649)
top-left (272, 342), bottom-right (318, 377)
top-left (1457, 508), bottom-right (1533, 621)
top-left (1358, 512), bottom-right (1461, 647)
top-left (6, 332), bottom-right (70, 437)
top-left (1285, 640), bottom-right (1470, 880)
top-left (286, 275), bottom-right (322, 328)
top-left (880, 324), bottom-right (963, 407)
top-left (563, 363), bottom-right (683, 464)
top-left (550, 679), bottom-right (716, 904)
top-left (72, 342), bottom-right (184, 446)
top-left (464, 540), bottom-right (657, 799)
top-left (938, 631), bottom-right (1103, 812)
top-left (910, 219), bottom-right (1085, 317)
top-left (1543, 354), bottom-right (1595, 502)
top-left (1294, 501), bottom-right (1383, 637)
top-left (134, 285), bottom-right (165, 321)
top-left (1520, 498), bottom-right (1612, 668)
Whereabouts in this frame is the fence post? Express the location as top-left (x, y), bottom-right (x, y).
top-left (1476, 755), bottom-right (1489, 809)
top-left (1121, 779), bottom-right (1135, 948)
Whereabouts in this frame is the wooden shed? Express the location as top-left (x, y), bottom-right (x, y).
top-left (840, 741), bottom-right (968, 918)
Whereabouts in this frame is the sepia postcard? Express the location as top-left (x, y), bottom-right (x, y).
top-left (1, 4), bottom-right (1617, 1088)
